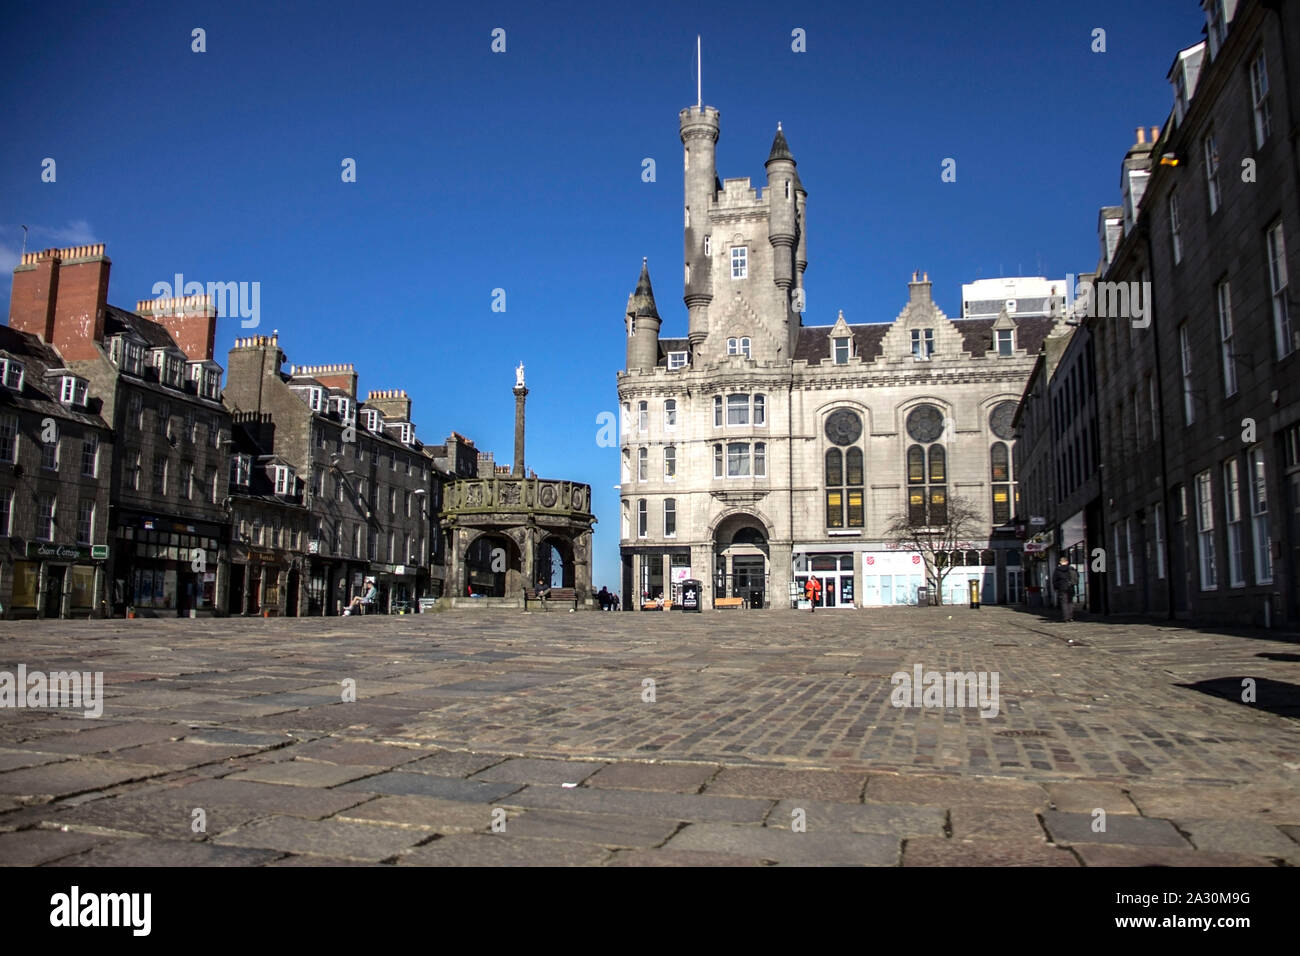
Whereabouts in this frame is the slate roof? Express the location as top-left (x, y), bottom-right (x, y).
top-left (0, 326), bottom-right (111, 429)
top-left (104, 305), bottom-right (179, 350)
top-left (794, 315), bottom-right (1057, 365)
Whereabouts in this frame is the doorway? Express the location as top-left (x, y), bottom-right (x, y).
top-left (43, 566), bottom-right (65, 618)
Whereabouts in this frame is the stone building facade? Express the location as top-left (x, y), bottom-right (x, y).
top-left (1095, 0), bottom-right (1300, 627)
top-left (8, 245), bottom-right (232, 617)
top-left (617, 106), bottom-right (1058, 610)
top-left (224, 336), bottom-right (435, 615)
top-left (0, 326), bottom-right (113, 617)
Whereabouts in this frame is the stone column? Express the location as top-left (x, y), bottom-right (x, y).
top-left (513, 385), bottom-right (528, 477)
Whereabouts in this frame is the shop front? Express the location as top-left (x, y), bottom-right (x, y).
top-left (373, 562), bottom-right (420, 613)
top-left (230, 546), bottom-right (301, 616)
top-left (111, 512), bottom-right (223, 618)
top-left (792, 551), bottom-right (857, 608)
top-left (4, 542), bottom-right (107, 619)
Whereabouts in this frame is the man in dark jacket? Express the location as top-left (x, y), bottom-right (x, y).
top-left (1050, 557), bottom-right (1077, 622)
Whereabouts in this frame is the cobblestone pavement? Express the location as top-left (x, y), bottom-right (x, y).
top-left (1, 606), bottom-right (1299, 866)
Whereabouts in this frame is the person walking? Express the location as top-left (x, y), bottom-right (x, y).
top-left (803, 576), bottom-right (822, 613)
top-left (1050, 556), bottom-right (1077, 622)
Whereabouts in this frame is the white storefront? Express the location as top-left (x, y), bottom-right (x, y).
top-left (791, 545), bottom-right (1000, 608)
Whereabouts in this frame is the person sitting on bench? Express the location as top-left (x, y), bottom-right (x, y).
top-left (535, 577), bottom-right (552, 602)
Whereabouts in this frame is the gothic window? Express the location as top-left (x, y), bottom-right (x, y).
top-left (907, 440), bottom-right (947, 527)
top-left (825, 446), bottom-right (864, 529)
top-left (991, 442), bottom-right (1012, 525)
top-left (727, 337), bottom-right (752, 358)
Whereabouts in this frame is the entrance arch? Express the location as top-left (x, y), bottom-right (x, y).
top-left (535, 535), bottom-right (576, 589)
top-left (464, 533), bottom-right (522, 597)
top-left (712, 512), bottom-right (771, 609)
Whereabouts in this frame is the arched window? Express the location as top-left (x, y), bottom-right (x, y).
top-left (753, 394), bottom-right (766, 425)
top-left (907, 445), bottom-right (925, 484)
top-left (905, 405), bottom-right (950, 526)
top-left (991, 442), bottom-right (1012, 524)
top-left (664, 399), bottom-right (677, 429)
top-left (637, 447), bottom-right (647, 481)
top-left (928, 445), bottom-right (946, 482)
top-left (824, 432), bottom-right (864, 529)
top-left (664, 445), bottom-right (676, 480)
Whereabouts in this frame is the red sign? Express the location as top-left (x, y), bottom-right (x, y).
top-left (912, 555), bottom-right (921, 565)
top-left (866, 556), bottom-right (875, 566)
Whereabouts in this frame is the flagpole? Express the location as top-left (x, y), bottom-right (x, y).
top-left (696, 35), bottom-right (701, 108)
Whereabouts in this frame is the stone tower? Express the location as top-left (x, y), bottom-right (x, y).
top-left (625, 258), bottom-right (661, 372)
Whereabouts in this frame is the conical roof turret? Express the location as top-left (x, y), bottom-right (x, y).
top-left (765, 122), bottom-right (795, 166)
top-left (629, 258), bottom-right (660, 319)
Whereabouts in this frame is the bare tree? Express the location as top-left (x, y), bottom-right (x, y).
top-left (883, 494), bottom-right (986, 605)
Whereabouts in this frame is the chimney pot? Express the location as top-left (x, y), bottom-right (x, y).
top-left (1136, 126), bottom-right (1145, 144)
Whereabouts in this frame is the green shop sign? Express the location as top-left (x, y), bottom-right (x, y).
top-left (23, 543), bottom-right (108, 561)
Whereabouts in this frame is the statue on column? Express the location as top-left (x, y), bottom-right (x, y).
top-left (515, 362), bottom-right (525, 388)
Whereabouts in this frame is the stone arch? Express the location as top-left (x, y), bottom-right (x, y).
top-left (462, 531), bottom-right (522, 598)
top-left (535, 534), bottom-right (577, 589)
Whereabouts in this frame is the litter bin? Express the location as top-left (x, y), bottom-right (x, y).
top-left (968, 579), bottom-right (980, 609)
top-left (916, 586), bottom-right (930, 607)
top-left (680, 579), bottom-right (702, 612)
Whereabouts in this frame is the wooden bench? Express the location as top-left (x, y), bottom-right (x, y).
top-left (640, 600), bottom-right (674, 611)
top-left (714, 597), bottom-right (745, 610)
top-left (523, 587), bottom-right (579, 610)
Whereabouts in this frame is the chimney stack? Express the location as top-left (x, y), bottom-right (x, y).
top-left (137, 294), bottom-right (218, 361)
top-left (9, 245), bottom-right (110, 361)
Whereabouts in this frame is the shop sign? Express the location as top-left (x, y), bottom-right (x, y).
top-left (24, 542), bottom-right (93, 561)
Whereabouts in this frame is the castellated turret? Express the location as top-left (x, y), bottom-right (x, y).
top-left (625, 258), bottom-right (661, 372)
top-left (680, 105), bottom-right (720, 349)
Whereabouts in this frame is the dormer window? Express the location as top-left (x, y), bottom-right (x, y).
top-left (363, 409), bottom-right (382, 433)
top-left (1206, 0), bottom-right (1227, 56)
top-left (911, 329), bottom-right (935, 359)
top-left (727, 337), bottom-right (752, 358)
top-left (996, 329), bottom-right (1014, 357)
top-left (332, 396), bottom-right (354, 423)
top-left (305, 386), bottom-right (324, 412)
top-left (399, 423), bottom-right (414, 445)
top-left (122, 340), bottom-right (143, 376)
top-left (0, 359), bottom-right (24, 392)
top-left (667, 351), bottom-right (689, 370)
top-left (274, 465), bottom-right (294, 495)
top-left (833, 336), bottom-right (851, 364)
top-left (153, 350), bottom-right (183, 387)
top-left (59, 375), bottom-right (88, 407)
top-left (230, 454), bottom-right (251, 487)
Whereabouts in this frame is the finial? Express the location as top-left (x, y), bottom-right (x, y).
top-left (778, 121), bottom-right (782, 131)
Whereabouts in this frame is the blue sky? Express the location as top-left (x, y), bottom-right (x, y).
top-left (1, 0), bottom-right (1200, 590)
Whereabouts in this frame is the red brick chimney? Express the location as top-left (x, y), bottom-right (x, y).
top-left (9, 244), bottom-right (109, 360)
top-left (137, 294), bottom-right (217, 361)
top-left (294, 363), bottom-right (357, 398)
